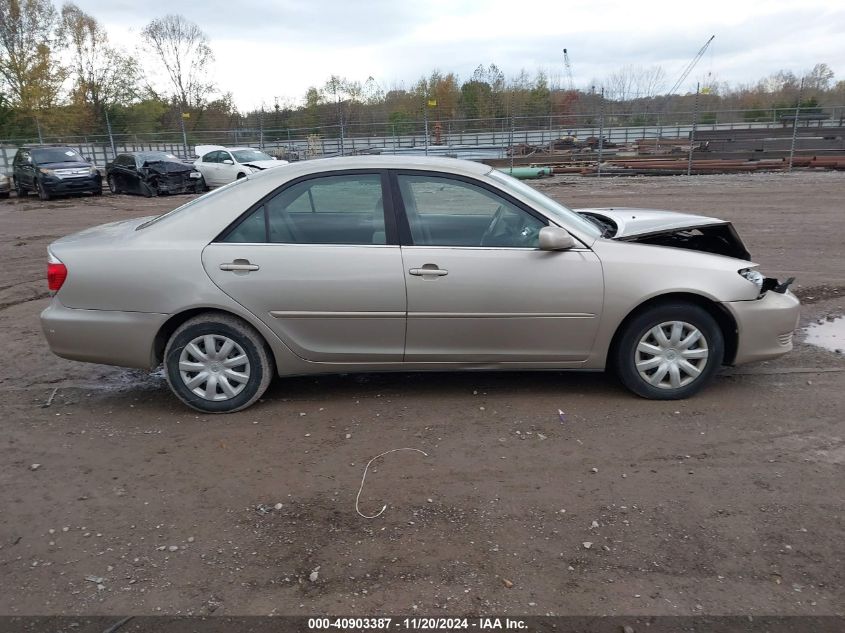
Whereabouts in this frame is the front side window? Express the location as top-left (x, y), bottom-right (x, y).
top-left (397, 174), bottom-right (545, 248)
top-left (222, 173), bottom-right (386, 245)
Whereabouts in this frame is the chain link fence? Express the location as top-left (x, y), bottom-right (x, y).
top-left (2, 104), bottom-right (844, 174)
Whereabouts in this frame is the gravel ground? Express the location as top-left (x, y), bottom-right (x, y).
top-left (0, 171), bottom-right (843, 617)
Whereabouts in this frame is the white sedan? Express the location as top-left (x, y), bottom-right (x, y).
top-left (193, 146), bottom-right (288, 187)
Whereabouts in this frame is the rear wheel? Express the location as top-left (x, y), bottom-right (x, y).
top-left (163, 313), bottom-right (273, 413)
top-left (107, 175), bottom-right (119, 193)
top-left (613, 302), bottom-right (723, 399)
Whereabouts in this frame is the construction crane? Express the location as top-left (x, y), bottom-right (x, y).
top-left (562, 48), bottom-right (575, 91)
top-left (668, 35), bottom-right (715, 96)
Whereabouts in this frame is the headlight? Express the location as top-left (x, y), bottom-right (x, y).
top-left (39, 168), bottom-right (56, 177)
top-left (739, 267), bottom-right (764, 291)
top-left (89, 166), bottom-right (98, 175)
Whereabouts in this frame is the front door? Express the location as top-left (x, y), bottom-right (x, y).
top-left (394, 172), bottom-right (603, 362)
top-left (202, 171), bottom-right (406, 362)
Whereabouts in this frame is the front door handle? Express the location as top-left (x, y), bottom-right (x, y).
top-left (220, 259), bottom-right (259, 272)
top-left (409, 264), bottom-right (448, 277)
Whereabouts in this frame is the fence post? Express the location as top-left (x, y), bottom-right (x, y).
top-left (105, 110), bottom-right (116, 160)
top-left (259, 108), bottom-right (264, 149)
top-left (596, 88), bottom-right (605, 177)
top-left (35, 117), bottom-right (44, 144)
top-left (788, 78), bottom-right (805, 172)
top-left (180, 113), bottom-right (189, 159)
top-left (424, 104), bottom-right (429, 156)
top-left (509, 112), bottom-right (515, 172)
top-left (687, 83), bottom-right (700, 176)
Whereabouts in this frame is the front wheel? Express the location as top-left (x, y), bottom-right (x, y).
top-left (36, 179), bottom-right (51, 201)
top-left (613, 302), bottom-right (724, 400)
top-left (107, 175), bottom-right (119, 194)
top-left (163, 313), bottom-right (273, 413)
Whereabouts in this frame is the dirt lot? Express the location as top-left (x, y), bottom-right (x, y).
top-left (0, 172), bottom-right (843, 617)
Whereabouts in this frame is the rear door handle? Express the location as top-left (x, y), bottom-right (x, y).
top-left (409, 265), bottom-right (448, 277)
top-left (220, 259), bottom-right (259, 272)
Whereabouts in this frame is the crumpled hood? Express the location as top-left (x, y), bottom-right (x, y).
top-left (242, 159), bottom-right (289, 170)
top-left (575, 207), bottom-right (725, 238)
top-left (143, 160), bottom-right (195, 174)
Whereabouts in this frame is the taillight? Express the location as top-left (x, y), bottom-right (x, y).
top-left (47, 252), bottom-right (67, 293)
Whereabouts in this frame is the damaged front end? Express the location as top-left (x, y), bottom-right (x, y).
top-left (577, 207), bottom-right (795, 296)
top-left (141, 160), bottom-right (205, 196)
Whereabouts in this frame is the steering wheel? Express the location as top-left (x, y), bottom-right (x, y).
top-left (480, 205), bottom-right (506, 247)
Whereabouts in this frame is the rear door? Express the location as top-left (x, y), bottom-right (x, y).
top-left (202, 170), bottom-right (406, 362)
top-left (393, 171), bottom-right (603, 362)
top-left (198, 151), bottom-right (221, 186)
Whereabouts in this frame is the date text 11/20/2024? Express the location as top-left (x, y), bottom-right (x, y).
top-left (307, 617), bottom-right (528, 630)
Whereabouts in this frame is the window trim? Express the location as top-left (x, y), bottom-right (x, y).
top-left (388, 169), bottom-right (551, 249)
top-left (213, 169), bottom-right (399, 246)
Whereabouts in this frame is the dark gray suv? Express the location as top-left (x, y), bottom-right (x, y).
top-left (13, 145), bottom-right (102, 200)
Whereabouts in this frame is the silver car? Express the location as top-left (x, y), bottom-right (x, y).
top-left (41, 156), bottom-right (800, 412)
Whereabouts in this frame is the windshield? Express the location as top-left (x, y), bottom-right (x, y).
top-left (136, 177), bottom-right (248, 230)
top-left (232, 149), bottom-right (274, 163)
top-left (138, 151), bottom-right (179, 162)
top-left (489, 170), bottom-right (602, 239)
top-left (31, 147), bottom-right (85, 164)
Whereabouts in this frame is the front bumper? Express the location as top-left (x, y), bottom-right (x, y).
top-left (42, 175), bottom-right (101, 194)
top-left (153, 173), bottom-right (204, 195)
top-left (41, 299), bottom-right (167, 369)
top-left (723, 290), bottom-right (801, 365)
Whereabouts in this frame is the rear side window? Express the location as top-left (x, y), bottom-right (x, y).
top-left (222, 173), bottom-right (387, 245)
top-left (202, 151), bottom-right (219, 163)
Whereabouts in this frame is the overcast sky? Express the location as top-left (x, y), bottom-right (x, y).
top-left (75, 0), bottom-right (844, 109)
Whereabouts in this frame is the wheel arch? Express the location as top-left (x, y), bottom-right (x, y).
top-left (152, 307), bottom-right (277, 368)
top-left (607, 292), bottom-right (738, 368)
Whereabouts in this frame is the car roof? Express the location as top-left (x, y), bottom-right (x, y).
top-left (248, 155), bottom-right (492, 181)
top-left (21, 144), bottom-right (77, 150)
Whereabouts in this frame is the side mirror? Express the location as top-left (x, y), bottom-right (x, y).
top-left (539, 226), bottom-right (576, 251)
top-left (222, 159), bottom-right (234, 165)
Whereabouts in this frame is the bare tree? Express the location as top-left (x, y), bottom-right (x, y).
top-left (141, 14), bottom-right (214, 109)
top-left (61, 3), bottom-right (140, 115)
top-left (0, 0), bottom-right (65, 110)
top-left (805, 63), bottom-right (834, 91)
top-left (604, 65), bottom-right (666, 101)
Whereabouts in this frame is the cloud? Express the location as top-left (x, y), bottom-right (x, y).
top-left (71, 0), bottom-right (845, 108)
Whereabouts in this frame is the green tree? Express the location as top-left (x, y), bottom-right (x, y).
top-left (0, 0), bottom-right (65, 111)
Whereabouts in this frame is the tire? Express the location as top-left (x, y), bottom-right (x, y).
top-left (163, 313), bottom-right (273, 413)
top-left (199, 176), bottom-right (209, 192)
top-left (613, 302), bottom-right (724, 400)
top-left (0, 191), bottom-right (9, 199)
top-left (107, 174), bottom-right (119, 193)
top-left (36, 179), bottom-right (51, 201)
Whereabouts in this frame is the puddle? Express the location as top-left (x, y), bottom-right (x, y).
top-left (803, 316), bottom-right (845, 353)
